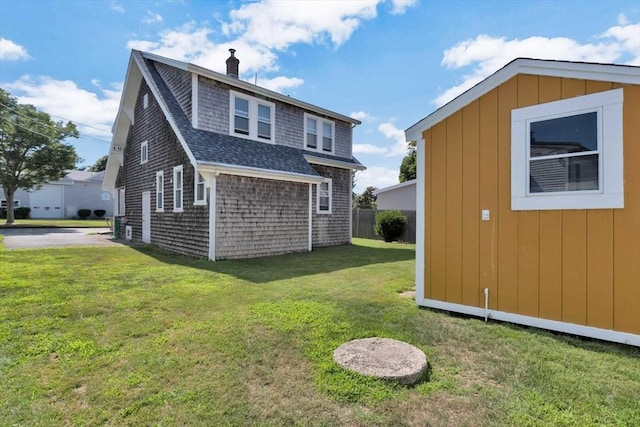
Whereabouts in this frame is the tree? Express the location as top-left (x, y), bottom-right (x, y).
top-left (353, 186), bottom-right (377, 209)
top-left (0, 88), bottom-right (79, 224)
top-left (398, 140), bottom-right (417, 182)
top-left (88, 154), bottom-right (108, 172)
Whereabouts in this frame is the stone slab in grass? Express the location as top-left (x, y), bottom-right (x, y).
top-left (333, 337), bottom-right (428, 385)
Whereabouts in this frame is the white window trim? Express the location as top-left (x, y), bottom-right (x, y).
top-left (155, 171), bottom-right (164, 212)
top-left (316, 178), bottom-right (332, 214)
top-left (229, 90), bottom-right (275, 143)
top-left (511, 88), bottom-right (623, 210)
top-left (173, 165), bottom-right (184, 212)
top-left (194, 170), bottom-right (207, 206)
top-left (140, 140), bottom-right (148, 164)
top-left (304, 113), bottom-right (335, 155)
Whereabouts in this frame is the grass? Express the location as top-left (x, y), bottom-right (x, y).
top-left (0, 239), bottom-right (638, 426)
top-left (0, 219), bottom-right (110, 228)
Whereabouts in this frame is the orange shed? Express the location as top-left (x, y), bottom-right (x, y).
top-left (406, 58), bottom-right (640, 346)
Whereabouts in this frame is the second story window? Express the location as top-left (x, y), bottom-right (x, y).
top-left (304, 113), bottom-right (334, 154)
top-left (230, 91), bottom-right (275, 142)
top-left (140, 140), bottom-right (148, 164)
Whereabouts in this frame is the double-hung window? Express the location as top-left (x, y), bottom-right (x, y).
top-left (155, 171), bottom-right (164, 212)
top-left (140, 140), bottom-right (148, 164)
top-left (511, 88), bottom-right (623, 210)
top-left (229, 91), bottom-right (275, 142)
top-left (317, 178), bottom-right (332, 214)
top-left (304, 113), bottom-right (334, 154)
top-left (194, 171), bottom-right (206, 205)
top-left (173, 165), bottom-right (183, 212)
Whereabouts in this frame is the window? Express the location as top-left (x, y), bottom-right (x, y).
top-left (156, 171), bottom-right (164, 211)
top-left (173, 165), bottom-right (183, 212)
top-left (304, 113), bottom-right (334, 154)
top-left (317, 178), bottom-right (332, 214)
top-left (194, 171), bottom-right (206, 205)
top-left (1, 199), bottom-right (20, 208)
top-left (143, 93), bottom-right (149, 109)
top-left (229, 91), bottom-right (275, 142)
top-left (511, 88), bottom-right (623, 210)
top-left (117, 188), bottom-right (126, 216)
top-left (140, 140), bottom-right (148, 164)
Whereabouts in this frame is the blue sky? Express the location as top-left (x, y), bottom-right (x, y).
top-left (1, 0), bottom-right (638, 193)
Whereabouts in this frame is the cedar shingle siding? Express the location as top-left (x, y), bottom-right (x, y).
top-left (312, 165), bottom-right (351, 247)
top-left (215, 176), bottom-right (309, 259)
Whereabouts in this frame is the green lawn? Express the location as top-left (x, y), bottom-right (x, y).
top-left (0, 219), bottom-right (110, 228)
top-left (1, 239), bottom-right (638, 426)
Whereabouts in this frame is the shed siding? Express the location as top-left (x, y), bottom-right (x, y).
top-left (214, 175), bottom-right (308, 259)
top-left (422, 75), bottom-right (640, 335)
top-left (197, 77), bottom-right (229, 134)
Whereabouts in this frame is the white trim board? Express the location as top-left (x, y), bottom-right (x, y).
top-left (405, 58), bottom-right (640, 142)
top-left (416, 297), bottom-right (640, 347)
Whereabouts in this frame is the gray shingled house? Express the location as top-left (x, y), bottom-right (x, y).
top-left (102, 49), bottom-right (364, 260)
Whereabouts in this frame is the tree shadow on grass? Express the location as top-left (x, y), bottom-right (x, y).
top-left (132, 241), bottom-right (415, 284)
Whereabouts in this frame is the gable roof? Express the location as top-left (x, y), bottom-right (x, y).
top-left (103, 50), bottom-right (364, 191)
top-left (405, 58), bottom-right (640, 142)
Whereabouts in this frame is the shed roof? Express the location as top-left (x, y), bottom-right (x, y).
top-left (405, 58), bottom-right (640, 142)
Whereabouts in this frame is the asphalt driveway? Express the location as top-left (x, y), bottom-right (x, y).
top-left (0, 228), bottom-right (119, 249)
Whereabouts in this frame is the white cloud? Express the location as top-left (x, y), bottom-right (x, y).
top-left (223, 0), bottom-right (380, 49)
top-left (350, 111), bottom-right (374, 122)
top-left (354, 166), bottom-right (399, 193)
top-left (353, 143), bottom-right (387, 154)
top-left (0, 38), bottom-right (31, 61)
top-left (5, 76), bottom-right (121, 138)
top-left (378, 122), bottom-right (408, 157)
top-left (389, 0), bottom-right (417, 15)
top-left (110, 2), bottom-right (124, 13)
top-left (255, 75), bottom-right (304, 93)
top-left (434, 17), bottom-right (640, 106)
top-left (142, 10), bottom-right (164, 24)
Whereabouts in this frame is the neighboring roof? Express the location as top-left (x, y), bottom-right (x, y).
top-left (65, 170), bottom-right (105, 183)
top-left (405, 58), bottom-right (640, 142)
top-left (104, 50), bottom-right (364, 191)
top-left (375, 179), bottom-right (416, 195)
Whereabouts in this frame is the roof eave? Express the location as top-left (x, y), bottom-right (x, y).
top-left (405, 58), bottom-right (640, 142)
top-left (197, 161), bottom-right (323, 184)
top-left (304, 155), bottom-right (366, 171)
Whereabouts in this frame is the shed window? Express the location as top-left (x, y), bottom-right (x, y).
top-left (511, 88), bottom-right (623, 210)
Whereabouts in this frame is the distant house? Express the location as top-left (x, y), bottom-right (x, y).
top-left (375, 180), bottom-right (416, 210)
top-left (406, 58), bottom-right (640, 346)
top-left (102, 49), bottom-right (364, 260)
top-left (0, 170), bottom-right (112, 219)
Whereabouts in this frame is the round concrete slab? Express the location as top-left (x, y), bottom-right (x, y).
top-left (333, 337), bottom-right (428, 385)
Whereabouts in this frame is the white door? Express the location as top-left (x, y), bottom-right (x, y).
top-left (30, 185), bottom-right (64, 218)
top-left (142, 191), bottom-right (151, 243)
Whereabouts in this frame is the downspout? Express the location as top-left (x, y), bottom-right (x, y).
top-left (308, 183), bottom-right (313, 251)
top-left (208, 173), bottom-right (217, 261)
top-left (484, 288), bottom-right (489, 322)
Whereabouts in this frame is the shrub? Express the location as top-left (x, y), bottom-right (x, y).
top-left (93, 209), bottom-right (106, 218)
top-left (77, 209), bottom-right (92, 219)
top-left (14, 207), bottom-right (31, 219)
top-left (0, 208), bottom-right (6, 219)
top-left (374, 210), bottom-right (407, 242)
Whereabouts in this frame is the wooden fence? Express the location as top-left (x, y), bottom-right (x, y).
top-left (352, 209), bottom-right (416, 243)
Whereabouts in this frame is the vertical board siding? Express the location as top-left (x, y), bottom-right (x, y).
top-left (422, 74), bottom-right (640, 335)
top-left (461, 100), bottom-right (480, 307)
top-left (445, 110), bottom-right (463, 304)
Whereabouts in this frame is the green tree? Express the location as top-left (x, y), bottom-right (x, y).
top-left (0, 88), bottom-right (79, 224)
top-left (353, 186), bottom-right (377, 209)
top-left (88, 154), bottom-right (108, 172)
top-left (398, 140), bottom-right (416, 182)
